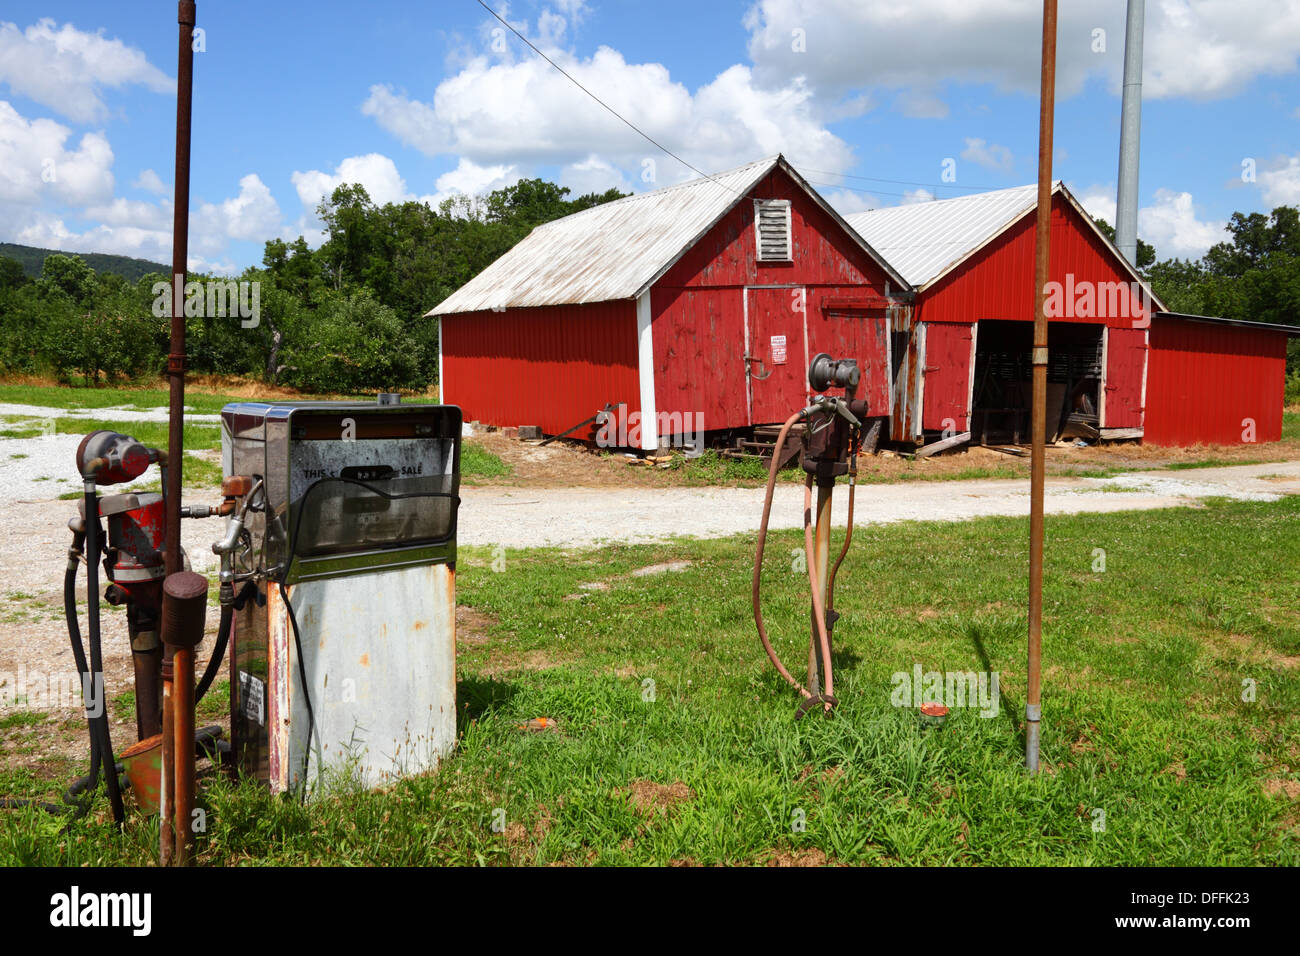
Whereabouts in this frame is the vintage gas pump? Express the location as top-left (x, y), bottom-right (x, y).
top-left (753, 354), bottom-right (867, 718)
top-left (219, 399), bottom-right (462, 793)
top-left (9, 398), bottom-right (460, 832)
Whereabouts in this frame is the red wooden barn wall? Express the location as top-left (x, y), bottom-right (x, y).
top-left (651, 166), bottom-right (897, 432)
top-left (439, 301), bottom-right (641, 437)
top-left (915, 195), bottom-right (1151, 433)
top-left (1144, 316), bottom-right (1287, 446)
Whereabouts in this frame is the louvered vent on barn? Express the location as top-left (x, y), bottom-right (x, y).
top-left (754, 199), bottom-right (792, 261)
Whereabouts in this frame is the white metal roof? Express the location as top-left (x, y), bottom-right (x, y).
top-left (429, 155), bottom-right (907, 315)
top-left (845, 181), bottom-right (1166, 311)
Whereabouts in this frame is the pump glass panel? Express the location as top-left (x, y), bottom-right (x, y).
top-left (281, 410), bottom-right (460, 574)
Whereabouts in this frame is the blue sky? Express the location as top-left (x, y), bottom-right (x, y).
top-left (1, 0), bottom-right (1298, 274)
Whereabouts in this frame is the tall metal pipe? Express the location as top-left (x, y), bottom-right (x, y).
top-left (809, 482), bottom-right (833, 694)
top-left (1027, 0), bottom-right (1058, 774)
top-left (1115, 0), bottom-right (1144, 265)
top-left (161, 0), bottom-right (197, 866)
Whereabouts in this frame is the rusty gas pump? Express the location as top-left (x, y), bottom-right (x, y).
top-left (753, 354), bottom-right (867, 718)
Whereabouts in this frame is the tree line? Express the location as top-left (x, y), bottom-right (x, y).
top-left (0, 179), bottom-right (625, 392)
top-left (0, 181), bottom-right (1295, 395)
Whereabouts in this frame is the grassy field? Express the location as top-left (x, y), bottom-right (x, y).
top-left (1, 496), bottom-right (1296, 865)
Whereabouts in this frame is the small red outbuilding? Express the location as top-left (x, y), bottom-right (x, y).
top-left (429, 155), bottom-right (910, 449)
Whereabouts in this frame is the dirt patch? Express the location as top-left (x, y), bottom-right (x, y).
top-left (465, 431), bottom-right (678, 488)
top-left (1161, 762), bottom-right (1188, 782)
top-left (468, 424), bottom-right (1300, 490)
top-left (630, 560), bottom-right (692, 577)
top-left (624, 779), bottom-right (695, 815)
top-left (1264, 779), bottom-right (1300, 799)
top-left (1218, 632), bottom-right (1300, 671)
top-left (479, 648), bottom-right (566, 677)
top-left (455, 605), bottom-right (497, 646)
top-left (766, 847), bottom-right (829, 867)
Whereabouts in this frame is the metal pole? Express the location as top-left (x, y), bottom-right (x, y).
top-left (161, 0), bottom-right (196, 866)
top-left (1115, 0), bottom-right (1145, 265)
top-left (813, 482), bottom-right (833, 687)
top-left (1027, 0), bottom-right (1057, 774)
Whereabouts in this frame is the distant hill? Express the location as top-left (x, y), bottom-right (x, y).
top-left (0, 242), bottom-right (168, 282)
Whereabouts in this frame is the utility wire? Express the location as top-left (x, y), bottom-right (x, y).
top-left (473, 0), bottom-right (739, 194)
top-left (800, 166), bottom-right (1007, 193)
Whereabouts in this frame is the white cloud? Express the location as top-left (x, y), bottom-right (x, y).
top-left (1139, 188), bottom-right (1227, 259)
top-left (82, 196), bottom-right (172, 230)
top-left (743, 0), bottom-right (1300, 108)
top-left (0, 100), bottom-right (114, 206)
top-left (291, 153), bottom-right (414, 211)
top-left (133, 168), bottom-right (167, 195)
top-left (901, 188), bottom-right (934, 204)
top-left (4, 168), bottom-right (282, 274)
top-left (960, 137), bottom-right (1013, 173)
top-left (1078, 187), bottom-right (1117, 226)
top-left (362, 47), bottom-right (855, 185)
top-left (195, 174), bottom-right (281, 242)
top-left (1259, 155), bottom-right (1300, 207)
top-left (822, 188), bottom-right (878, 216)
top-left (431, 157), bottom-right (519, 201)
top-left (1080, 184), bottom-right (1227, 260)
top-left (1143, 0), bottom-right (1300, 99)
top-left (558, 154), bottom-right (633, 196)
top-left (0, 19), bottom-right (172, 124)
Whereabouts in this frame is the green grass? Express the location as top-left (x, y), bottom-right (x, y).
top-left (0, 414), bottom-right (221, 452)
top-left (461, 442), bottom-right (511, 480)
top-left (0, 384), bottom-right (243, 416)
top-left (0, 712), bottom-right (48, 731)
top-left (1283, 410), bottom-right (1300, 442)
top-left (1164, 458), bottom-right (1273, 471)
top-left (2, 496), bottom-right (1297, 865)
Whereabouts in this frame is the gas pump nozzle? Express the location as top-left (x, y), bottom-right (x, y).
top-left (214, 476), bottom-right (263, 585)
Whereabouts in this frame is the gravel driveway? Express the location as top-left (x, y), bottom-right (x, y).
top-left (456, 460), bottom-right (1300, 549)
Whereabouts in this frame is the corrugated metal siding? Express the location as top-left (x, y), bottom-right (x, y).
top-left (440, 301), bottom-right (640, 437)
top-left (1145, 316), bottom-right (1287, 446)
top-left (920, 199), bottom-right (1151, 329)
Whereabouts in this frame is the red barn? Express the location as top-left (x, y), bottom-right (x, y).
top-left (848, 183), bottom-right (1299, 447)
top-left (430, 155), bottom-right (910, 450)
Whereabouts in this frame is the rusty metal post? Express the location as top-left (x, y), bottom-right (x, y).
top-left (1027, 0), bottom-right (1057, 774)
top-left (161, 0), bottom-right (197, 866)
top-left (163, 572), bottom-right (207, 864)
top-left (810, 482), bottom-right (833, 689)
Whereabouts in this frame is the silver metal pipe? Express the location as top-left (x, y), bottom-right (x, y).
top-left (1115, 0), bottom-right (1145, 265)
